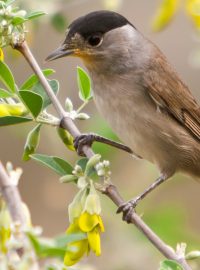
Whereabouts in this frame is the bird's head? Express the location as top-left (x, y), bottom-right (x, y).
top-left (46, 11), bottom-right (140, 73)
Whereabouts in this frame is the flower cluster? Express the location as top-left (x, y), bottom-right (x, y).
top-left (64, 180), bottom-right (104, 266)
top-left (0, 1), bottom-right (26, 47)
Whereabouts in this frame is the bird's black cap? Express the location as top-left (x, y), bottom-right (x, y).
top-left (67, 10), bottom-right (134, 39)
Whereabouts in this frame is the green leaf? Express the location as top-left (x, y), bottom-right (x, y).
top-left (55, 233), bottom-right (87, 246)
top-left (30, 154), bottom-right (73, 176)
top-left (5, 0), bottom-right (15, 7)
top-left (0, 116), bottom-right (32, 126)
top-left (25, 11), bottom-right (46, 21)
top-left (19, 90), bottom-right (43, 118)
top-left (23, 124), bottom-right (42, 161)
top-left (27, 232), bottom-right (86, 259)
top-left (76, 158), bottom-right (88, 171)
top-left (0, 61), bottom-right (15, 92)
top-left (159, 260), bottom-right (183, 270)
top-left (51, 13), bottom-right (68, 32)
top-left (77, 66), bottom-right (92, 101)
top-left (31, 79), bottom-right (59, 109)
top-left (0, 89), bottom-right (14, 98)
top-left (152, 0), bottom-right (180, 31)
top-left (12, 16), bottom-right (27, 25)
top-left (20, 69), bottom-right (55, 90)
top-left (57, 127), bottom-right (75, 151)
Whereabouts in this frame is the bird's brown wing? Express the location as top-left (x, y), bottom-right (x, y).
top-left (144, 54), bottom-right (200, 140)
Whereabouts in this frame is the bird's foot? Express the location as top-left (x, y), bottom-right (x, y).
top-left (74, 133), bottom-right (95, 156)
top-left (117, 197), bottom-right (140, 223)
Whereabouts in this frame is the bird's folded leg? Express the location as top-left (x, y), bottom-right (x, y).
top-left (73, 132), bottom-right (141, 157)
top-left (117, 174), bottom-right (169, 223)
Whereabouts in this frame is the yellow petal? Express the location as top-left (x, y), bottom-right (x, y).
top-left (78, 212), bottom-right (99, 232)
top-left (88, 228), bottom-right (101, 256)
top-left (66, 219), bottom-right (80, 234)
top-left (186, 0), bottom-right (200, 28)
top-left (152, 0), bottom-right (180, 31)
top-left (97, 215), bottom-right (105, 232)
top-left (0, 48), bottom-right (4, 61)
top-left (0, 104), bottom-right (28, 117)
top-left (64, 239), bottom-right (88, 266)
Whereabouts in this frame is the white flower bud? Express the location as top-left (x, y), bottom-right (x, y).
top-left (15, 10), bottom-right (27, 17)
top-left (76, 113), bottom-right (90, 120)
top-left (186, 251), bottom-right (200, 260)
top-left (65, 98), bottom-right (73, 112)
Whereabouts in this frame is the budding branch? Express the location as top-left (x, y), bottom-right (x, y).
top-left (14, 41), bottom-right (191, 270)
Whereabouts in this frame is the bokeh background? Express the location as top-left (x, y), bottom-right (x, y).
top-left (1, 0), bottom-right (200, 269)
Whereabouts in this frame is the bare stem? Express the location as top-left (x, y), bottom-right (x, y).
top-left (15, 41), bottom-right (192, 270)
top-left (0, 162), bottom-right (25, 225)
top-left (0, 162), bottom-right (39, 270)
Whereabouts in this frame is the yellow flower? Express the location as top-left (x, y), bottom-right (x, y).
top-left (64, 212), bottom-right (104, 266)
top-left (186, 0), bottom-right (200, 28)
top-left (0, 103), bottom-right (28, 117)
top-left (0, 48), bottom-right (4, 61)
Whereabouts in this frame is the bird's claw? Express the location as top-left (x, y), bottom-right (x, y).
top-left (116, 198), bottom-right (139, 223)
top-left (74, 133), bottom-right (94, 156)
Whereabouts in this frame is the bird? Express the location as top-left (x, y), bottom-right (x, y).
top-left (46, 10), bottom-right (200, 221)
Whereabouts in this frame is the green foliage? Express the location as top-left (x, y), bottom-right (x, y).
top-left (23, 124), bottom-right (42, 161)
top-left (57, 127), bottom-right (75, 151)
top-left (30, 154), bottom-right (73, 176)
top-left (20, 69), bottom-right (55, 90)
top-left (77, 66), bottom-right (92, 101)
top-left (31, 79), bottom-right (59, 109)
top-left (27, 232), bottom-right (86, 259)
top-left (51, 12), bottom-right (68, 32)
top-left (159, 260), bottom-right (183, 270)
top-left (0, 116), bottom-right (32, 126)
top-left (25, 11), bottom-right (46, 21)
top-left (0, 62), bottom-right (15, 93)
top-left (0, 89), bottom-right (14, 98)
top-left (19, 90), bottom-right (43, 118)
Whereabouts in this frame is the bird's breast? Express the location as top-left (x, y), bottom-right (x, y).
top-left (92, 73), bottom-right (159, 162)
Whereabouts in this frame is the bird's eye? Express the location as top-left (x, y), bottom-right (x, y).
top-left (88, 34), bottom-right (102, 47)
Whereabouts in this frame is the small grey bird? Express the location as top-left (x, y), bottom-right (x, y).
top-left (46, 10), bottom-right (200, 219)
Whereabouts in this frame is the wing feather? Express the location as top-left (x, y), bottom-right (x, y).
top-left (144, 53), bottom-right (200, 140)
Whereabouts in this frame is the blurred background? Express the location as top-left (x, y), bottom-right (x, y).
top-left (1, 0), bottom-right (200, 269)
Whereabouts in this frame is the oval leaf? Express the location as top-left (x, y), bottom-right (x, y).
top-left (31, 79), bottom-right (59, 109)
top-left (0, 61), bottom-right (15, 92)
top-left (159, 260), bottom-right (183, 270)
top-left (30, 154), bottom-right (73, 176)
top-left (77, 66), bottom-right (92, 101)
top-left (0, 116), bottom-right (32, 126)
top-left (25, 11), bottom-right (46, 21)
top-left (19, 90), bottom-right (43, 118)
top-left (23, 124), bottom-right (42, 161)
top-left (20, 69), bottom-right (55, 90)
top-left (0, 89), bottom-right (14, 98)
top-left (57, 127), bottom-right (75, 151)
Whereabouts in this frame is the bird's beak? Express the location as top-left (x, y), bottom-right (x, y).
top-left (45, 44), bottom-right (74, 62)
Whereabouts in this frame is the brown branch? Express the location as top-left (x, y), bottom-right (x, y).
top-left (15, 41), bottom-right (192, 270)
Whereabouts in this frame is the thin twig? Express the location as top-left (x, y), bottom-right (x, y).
top-left (15, 41), bottom-right (192, 270)
top-left (0, 162), bottom-right (25, 225)
top-left (0, 162), bottom-right (39, 270)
